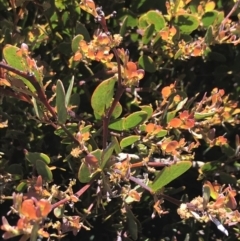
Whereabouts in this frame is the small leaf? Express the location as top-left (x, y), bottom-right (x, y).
top-left (174, 13), bottom-right (199, 33)
top-left (112, 136), bottom-right (122, 154)
top-left (78, 149), bottom-right (102, 183)
top-left (202, 11), bottom-right (218, 27)
top-left (76, 21), bottom-right (91, 42)
top-left (138, 55), bottom-right (156, 73)
top-left (65, 76), bottom-right (74, 107)
top-left (109, 118), bottom-right (124, 131)
top-left (138, 14), bottom-right (149, 29)
top-left (101, 142), bottom-right (116, 169)
top-left (91, 76), bottom-right (117, 117)
top-left (124, 111), bottom-right (148, 130)
top-left (26, 152), bottom-right (51, 165)
top-left (6, 164), bottom-right (23, 175)
top-left (205, 1), bottom-right (216, 11)
top-left (125, 205), bottom-right (138, 240)
top-left (78, 162), bottom-right (91, 183)
top-left (194, 111), bottom-right (215, 120)
top-left (120, 135), bottom-right (140, 149)
top-left (202, 184), bottom-right (211, 209)
top-left (140, 105), bottom-right (153, 120)
top-left (142, 24), bottom-right (155, 45)
top-left (72, 34), bottom-right (84, 53)
top-left (54, 206), bottom-right (65, 218)
top-left (146, 10), bottom-right (165, 31)
top-left (3, 45), bottom-right (37, 92)
top-left (35, 160), bottom-right (53, 182)
top-left (111, 102), bottom-right (122, 119)
top-left (204, 26), bottom-right (214, 45)
top-left (56, 79), bottom-right (68, 124)
top-left (16, 181), bottom-right (28, 192)
top-left (32, 98), bottom-right (44, 120)
top-left (120, 16), bottom-right (128, 36)
top-left (150, 161), bottom-right (192, 192)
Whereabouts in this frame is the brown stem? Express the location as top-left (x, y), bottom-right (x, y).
top-left (102, 85), bottom-right (125, 149)
top-left (0, 62), bottom-right (79, 144)
top-left (220, 0), bottom-right (240, 31)
top-left (51, 182), bottom-right (92, 209)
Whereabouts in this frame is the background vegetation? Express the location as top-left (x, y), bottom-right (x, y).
top-left (1, 0), bottom-right (240, 240)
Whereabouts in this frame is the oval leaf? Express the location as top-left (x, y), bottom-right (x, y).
top-left (71, 34), bottom-right (84, 53)
top-left (124, 111), bottom-right (148, 130)
top-left (146, 10), bottom-right (165, 31)
top-left (36, 160), bottom-right (53, 182)
top-left (138, 55), bottom-right (156, 73)
top-left (120, 135), bottom-right (140, 149)
top-left (150, 161), bottom-right (192, 192)
top-left (56, 79), bottom-right (68, 124)
top-left (174, 13), bottom-right (199, 33)
top-left (25, 152), bottom-right (51, 165)
top-left (91, 76), bottom-right (117, 117)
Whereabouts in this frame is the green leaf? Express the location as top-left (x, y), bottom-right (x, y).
top-left (150, 161), bottom-right (192, 192)
top-left (194, 111), bottom-right (215, 120)
top-left (221, 144), bottom-right (235, 157)
top-left (3, 45), bottom-right (40, 92)
top-left (65, 76), bottom-right (74, 107)
top-left (54, 206), bottom-right (65, 218)
top-left (138, 55), bottom-right (156, 73)
top-left (125, 205), bottom-right (138, 240)
top-left (35, 160), bottom-right (53, 182)
top-left (76, 21), bottom-right (91, 42)
top-left (202, 11), bottom-right (218, 27)
top-left (204, 26), bottom-right (214, 45)
top-left (142, 24), bottom-right (155, 45)
top-left (140, 105), bottom-right (153, 120)
top-left (174, 49), bottom-right (183, 59)
top-left (166, 110), bottom-right (177, 123)
top-left (109, 118), bottom-right (124, 131)
top-left (111, 102), bottom-right (122, 119)
top-left (56, 79), bottom-right (68, 124)
top-left (112, 136), bottom-right (122, 154)
top-left (138, 14), bottom-right (149, 29)
top-left (174, 13), bottom-right (199, 33)
top-left (78, 162), bottom-right (91, 183)
top-left (78, 149), bottom-right (102, 183)
top-left (54, 123), bottom-right (78, 137)
top-left (91, 76), bottom-right (117, 117)
top-left (120, 16), bottom-right (128, 37)
top-left (203, 184), bottom-right (211, 209)
top-left (6, 164), bottom-right (23, 177)
top-left (120, 135), bottom-right (140, 149)
top-left (69, 93), bottom-right (80, 110)
top-left (218, 172), bottom-right (236, 184)
top-left (146, 10), bottom-right (165, 31)
top-left (30, 223), bottom-right (39, 241)
top-left (124, 111), bottom-right (148, 130)
top-left (72, 34), bottom-right (84, 53)
top-left (200, 161), bottom-right (220, 173)
top-left (16, 181), bottom-right (28, 192)
top-left (119, 9), bottom-right (138, 28)
top-left (32, 98), bottom-right (44, 120)
top-left (156, 129), bottom-right (168, 138)
top-left (25, 152), bottom-right (51, 165)
top-left (101, 142), bottom-right (116, 169)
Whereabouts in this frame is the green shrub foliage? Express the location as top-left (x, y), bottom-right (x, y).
top-left (1, 0), bottom-right (240, 240)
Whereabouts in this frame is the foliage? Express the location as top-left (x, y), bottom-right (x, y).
top-left (1, 0), bottom-right (240, 240)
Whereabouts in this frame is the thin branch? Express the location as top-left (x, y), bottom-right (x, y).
top-left (219, 0), bottom-right (240, 32)
top-left (51, 181), bottom-right (92, 209)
